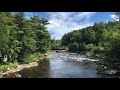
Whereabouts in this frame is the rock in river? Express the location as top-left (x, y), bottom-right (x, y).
top-left (13, 74), bottom-right (22, 78)
top-left (98, 70), bottom-right (117, 75)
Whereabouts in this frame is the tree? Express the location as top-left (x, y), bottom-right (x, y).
top-left (115, 12), bottom-right (120, 22)
top-left (30, 16), bottom-right (51, 53)
top-left (108, 31), bottom-right (120, 60)
top-left (0, 12), bottom-right (51, 63)
top-left (68, 42), bottom-right (79, 53)
top-left (0, 12), bottom-right (18, 62)
top-left (51, 39), bottom-right (64, 50)
top-left (14, 12), bottom-right (28, 61)
top-left (61, 20), bottom-right (120, 60)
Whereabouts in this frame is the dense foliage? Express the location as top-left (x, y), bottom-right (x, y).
top-left (61, 21), bottom-right (120, 60)
top-left (51, 39), bottom-right (66, 50)
top-left (0, 12), bottom-right (51, 63)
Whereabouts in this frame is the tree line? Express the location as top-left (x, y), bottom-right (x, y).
top-left (51, 39), bottom-right (66, 50)
top-left (0, 12), bottom-right (51, 63)
top-left (61, 17), bottom-right (120, 61)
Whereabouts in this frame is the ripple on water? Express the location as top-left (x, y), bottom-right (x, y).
top-left (4, 52), bottom-right (111, 78)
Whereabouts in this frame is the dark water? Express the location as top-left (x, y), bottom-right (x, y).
top-left (4, 52), bottom-right (110, 78)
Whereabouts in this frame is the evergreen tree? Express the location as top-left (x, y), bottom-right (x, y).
top-left (0, 12), bottom-right (51, 63)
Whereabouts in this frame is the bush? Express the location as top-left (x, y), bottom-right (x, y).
top-left (93, 45), bottom-right (105, 57)
top-left (8, 61), bottom-right (18, 68)
top-left (108, 34), bottom-right (120, 59)
top-left (96, 46), bottom-right (104, 53)
top-left (78, 43), bottom-right (86, 53)
top-left (0, 61), bottom-right (18, 71)
top-left (85, 44), bottom-right (95, 51)
top-left (84, 44), bottom-right (95, 56)
top-left (23, 53), bottom-right (45, 63)
top-left (68, 42), bottom-right (79, 53)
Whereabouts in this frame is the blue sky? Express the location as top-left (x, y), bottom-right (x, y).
top-left (24, 12), bottom-right (116, 39)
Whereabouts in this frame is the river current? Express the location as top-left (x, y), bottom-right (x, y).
top-left (4, 52), bottom-right (110, 78)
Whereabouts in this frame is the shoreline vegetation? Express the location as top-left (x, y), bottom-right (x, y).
top-left (55, 50), bottom-right (120, 77)
top-left (0, 52), bottom-right (51, 78)
top-left (61, 21), bottom-right (120, 61)
top-left (60, 19), bottom-right (120, 77)
top-left (0, 12), bottom-right (51, 78)
top-left (0, 12), bottom-right (120, 78)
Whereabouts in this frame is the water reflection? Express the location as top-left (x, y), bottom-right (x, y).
top-left (4, 52), bottom-right (110, 78)
top-left (5, 59), bottom-right (51, 78)
top-left (48, 59), bottom-right (109, 78)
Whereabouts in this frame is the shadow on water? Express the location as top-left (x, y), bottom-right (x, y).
top-left (4, 59), bottom-right (51, 78)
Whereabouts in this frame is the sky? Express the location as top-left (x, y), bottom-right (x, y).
top-left (24, 12), bottom-right (117, 39)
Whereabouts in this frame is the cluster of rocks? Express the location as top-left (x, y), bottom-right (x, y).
top-left (0, 62), bottom-right (39, 78)
top-left (0, 54), bottom-right (51, 78)
top-left (96, 64), bottom-right (120, 76)
top-left (58, 52), bottom-right (99, 62)
top-left (97, 69), bottom-right (118, 75)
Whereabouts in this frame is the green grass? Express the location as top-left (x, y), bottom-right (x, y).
top-left (47, 51), bottom-right (51, 56)
top-left (0, 52), bottom-right (51, 72)
top-left (0, 61), bottom-right (18, 72)
top-left (23, 53), bottom-right (46, 63)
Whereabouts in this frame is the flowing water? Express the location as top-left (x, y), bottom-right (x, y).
top-left (4, 52), bottom-right (110, 78)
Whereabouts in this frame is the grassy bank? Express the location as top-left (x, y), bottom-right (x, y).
top-left (0, 52), bottom-right (51, 72)
top-left (24, 51), bottom-right (51, 63)
top-left (23, 53), bottom-right (45, 63)
top-left (0, 61), bottom-right (18, 72)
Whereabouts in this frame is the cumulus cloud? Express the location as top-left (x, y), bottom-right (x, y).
top-left (110, 14), bottom-right (119, 21)
top-left (46, 12), bottom-right (96, 39)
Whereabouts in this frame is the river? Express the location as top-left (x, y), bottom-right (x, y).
top-left (4, 51), bottom-right (110, 78)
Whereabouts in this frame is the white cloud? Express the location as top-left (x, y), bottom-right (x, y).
top-left (46, 12), bottom-right (96, 39)
top-left (110, 14), bottom-right (116, 19)
top-left (110, 14), bottom-right (119, 21)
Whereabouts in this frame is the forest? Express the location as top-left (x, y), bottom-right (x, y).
top-left (0, 12), bottom-right (51, 65)
top-left (51, 39), bottom-right (66, 50)
top-left (61, 13), bottom-right (120, 62)
top-left (0, 12), bottom-right (120, 75)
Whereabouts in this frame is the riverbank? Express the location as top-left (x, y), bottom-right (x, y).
top-left (2, 51), bottom-right (120, 78)
top-left (55, 50), bottom-right (120, 77)
top-left (0, 53), bottom-right (51, 78)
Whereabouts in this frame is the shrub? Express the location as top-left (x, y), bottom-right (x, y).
top-left (23, 53), bottom-right (45, 63)
top-left (68, 42), bottom-right (79, 53)
top-left (0, 61), bottom-right (18, 71)
top-left (78, 43), bottom-right (86, 53)
top-left (84, 44), bottom-right (95, 56)
top-left (85, 44), bottom-right (95, 51)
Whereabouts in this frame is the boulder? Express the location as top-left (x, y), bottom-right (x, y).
top-left (104, 66), bottom-right (107, 69)
top-left (102, 70), bottom-right (117, 75)
top-left (14, 74), bottom-right (22, 78)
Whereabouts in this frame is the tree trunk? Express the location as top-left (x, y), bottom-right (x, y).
top-left (3, 55), bottom-right (8, 62)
